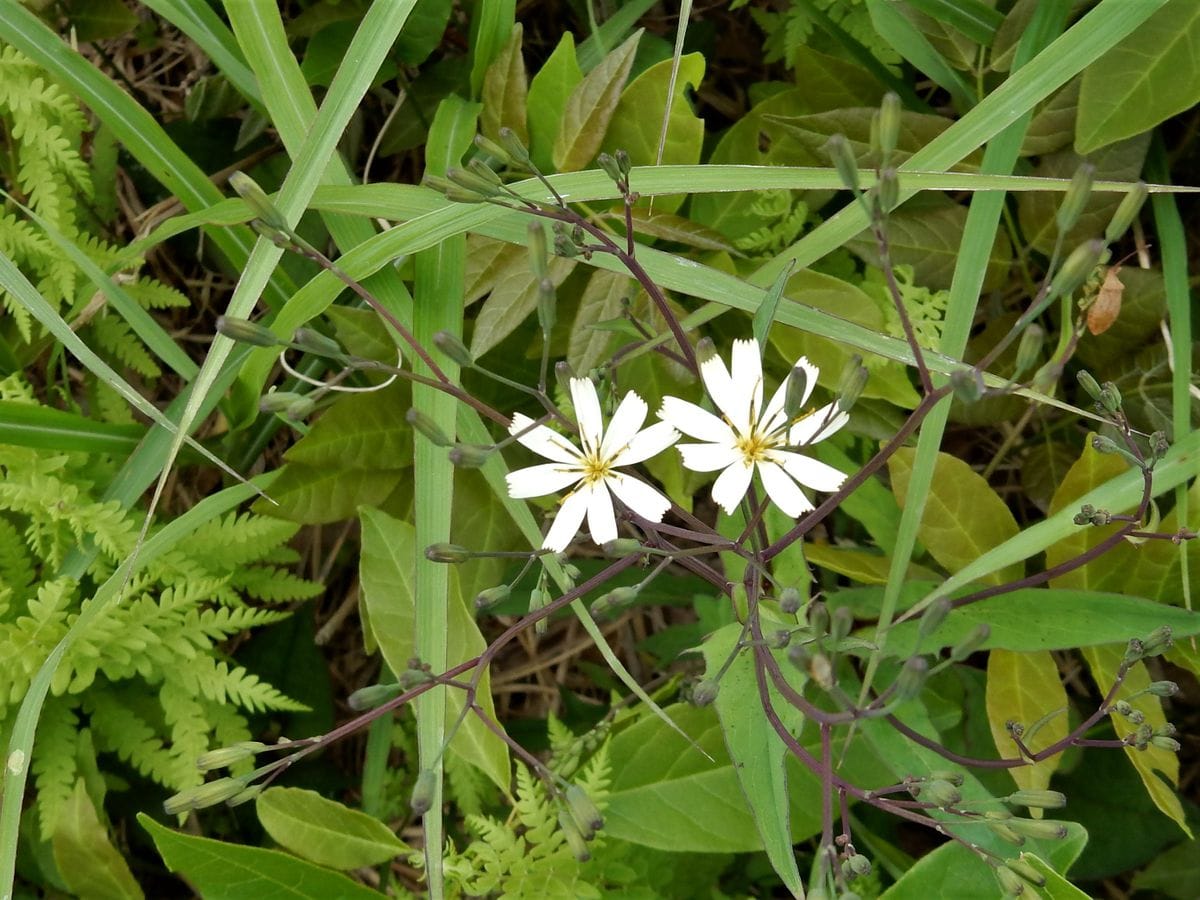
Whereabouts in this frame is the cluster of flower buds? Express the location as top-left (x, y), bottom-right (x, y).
top-left (1125, 721), bottom-right (1180, 753)
top-left (556, 784), bottom-right (605, 862)
top-left (995, 856), bottom-right (1048, 895)
top-left (596, 149), bottom-right (633, 195)
top-left (1073, 503), bottom-right (1113, 526)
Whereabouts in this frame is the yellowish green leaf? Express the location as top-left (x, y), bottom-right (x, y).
top-left (552, 30), bottom-right (640, 172)
top-left (985, 650), bottom-right (1069, 804)
top-left (52, 779), bottom-right (144, 900)
top-left (480, 24), bottom-right (528, 144)
top-left (256, 787), bottom-right (409, 870)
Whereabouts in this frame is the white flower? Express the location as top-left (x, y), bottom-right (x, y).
top-left (506, 378), bottom-right (679, 552)
top-left (658, 338), bottom-right (849, 517)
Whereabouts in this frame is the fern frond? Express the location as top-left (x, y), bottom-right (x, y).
top-left (123, 276), bottom-right (189, 310)
top-left (85, 691), bottom-right (175, 787)
top-left (229, 566), bottom-right (323, 603)
top-left (175, 655), bottom-right (308, 713)
top-left (89, 312), bottom-right (162, 378)
top-left (160, 679), bottom-right (212, 791)
top-left (32, 698), bottom-right (79, 840)
top-left (0, 515), bottom-right (35, 602)
top-left (184, 512), bottom-right (302, 572)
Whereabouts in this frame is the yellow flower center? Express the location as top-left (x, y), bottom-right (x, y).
top-left (734, 427), bottom-right (776, 464)
top-left (580, 452), bottom-right (612, 486)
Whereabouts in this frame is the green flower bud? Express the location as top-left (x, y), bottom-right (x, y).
top-left (406, 408), bottom-right (452, 447)
top-left (786, 643), bottom-right (810, 672)
top-left (767, 628), bottom-right (792, 650)
top-left (1006, 818), bottom-right (1068, 841)
top-left (565, 784), bottom-right (604, 838)
top-left (348, 683), bottom-right (404, 711)
top-left (830, 606), bottom-right (854, 643)
top-left (466, 157), bottom-right (503, 187)
top-left (893, 656), bottom-right (929, 701)
top-left (285, 397), bottom-right (317, 421)
top-left (258, 390), bottom-right (306, 414)
top-left (216, 315), bottom-right (283, 347)
top-left (590, 585), bottom-right (638, 617)
top-left (876, 93), bottom-right (902, 162)
top-left (227, 783), bottom-right (264, 808)
top-left (922, 779), bottom-right (962, 808)
top-left (844, 853), bottom-right (872, 879)
top-left (448, 444), bottom-right (490, 468)
top-left (779, 587), bottom-right (802, 614)
top-left (877, 166), bottom-right (900, 212)
top-left (1142, 625), bottom-right (1173, 657)
top-left (422, 173), bottom-right (454, 195)
top-left (473, 134), bottom-right (512, 165)
top-left (1146, 680), bottom-right (1180, 698)
top-left (837, 358), bottom-right (869, 414)
top-left (615, 149), bottom-right (632, 178)
top-left (446, 165), bottom-right (502, 198)
top-left (696, 336), bottom-right (718, 365)
top-left (527, 221), bottom-right (550, 280)
top-left (1076, 369), bottom-right (1104, 403)
top-left (195, 742), bottom-right (266, 772)
top-left (950, 624), bottom-right (990, 662)
top-left (1050, 239), bottom-right (1105, 298)
top-left (291, 327), bottom-right (345, 358)
top-left (229, 171), bottom-right (288, 230)
top-left (163, 777), bottom-right (246, 815)
top-left (410, 768), bottom-right (437, 815)
top-left (918, 598), bottom-right (951, 642)
top-left (1056, 163), bottom-right (1094, 234)
top-left (433, 330), bottom-right (473, 366)
top-left (1098, 381), bottom-right (1122, 414)
top-left (1150, 431), bottom-right (1170, 460)
top-left (808, 602), bottom-right (829, 638)
top-left (995, 863), bottom-right (1028, 896)
top-left (823, 134), bottom-right (860, 193)
top-left (554, 360), bottom-right (575, 395)
top-left (558, 811), bottom-right (592, 861)
top-left (1004, 857), bottom-right (1046, 888)
top-left (950, 369), bottom-right (985, 404)
top-left (537, 276), bottom-right (557, 335)
top-left (1013, 324), bottom-right (1044, 378)
top-left (784, 365), bottom-right (811, 419)
top-left (498, 127), bottom-right (533, 168)
top-left (1123, 637), bottom-right (1146, 665)
top-left (929, 770), bottom-right (965, 787)
top-left (1151, 734), bottom-right (1181, 752)
top-left (602, 538), bottom-right (643, 556)
top-left (1006, 789), bottom-right (1066, 810)
top-left (250, 218), bottom-right (294, 248)
top-left (596, 152), bottom-right (623, 184)
top-left (990, 821), bottom-right (1026, 846)
top-left (1105, 181), bottom-right (1148, 244)
top-left (475, 585), bottom-right (511, 611)
top-left (424, 543), bottom-right (471, 563)
top-left (554, 232), bottom-right (580, 257)
top-left (399, 666), bottom-right (435, 690)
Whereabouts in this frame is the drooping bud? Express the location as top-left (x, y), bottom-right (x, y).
top-left (1076, 369), bottom-right (1104, 403)
top-left (995, 864), bottom-right (1028, 896)
top-left (949, 624), bottom-right (990, 662)
top-left (1013, 324), bottom-right (1043, 378)
top-left (1146, 680), bottom-right (1180, 698)
top-left (406, 408), bottom-right (452, 447)
top-left (922, 779), bottom-right (962, 808)
top-left (844, 854), bottom-right (872, 879)
top-left (348, 683), bottom-right (404, 711)
top-left (216, 315), bottom-right (283, 347)
top-left (433, 330), bottom-right (473, 366)
top-left (258, 390), bottom-right (307, 414)
top-left (473, 134), bottom-right (512, 165)
top-left (824, 134), bottom-right (860, 193)
top-left (565, 784), bottom-right (604, 838)
top-left (590, 585), bottom-right (639, 617)
top-left (449, 444), bottom-right (490, 468)
top-left (424, 543), bottom-right (471, 563)
top-left (876, 93), bottom-right (902, 163)
top-left (475, 585), bottom-right (511, 611)
top-left (229, 171), bottom-right (288, 231)
top-left (1006, 818), bottom-right (1068, 841)
top-left (1004, 857), bottom-right (1047, 888)
top-left (163, 777), bottom-right (247, 815)
top-left (410, 769), bottom-right (437, 815)
top-left (1007, 789), bottom-right (1066, 810)
top-left (950, 369), bottom-right (985, 404)
top-left (779, 587), bottom-right (802, 615)
top-left (196, 742), bottom-right (266, 772)
top-left (1050, 239), bottom-right (1105, 298)
top-left (558, 811), bottom-right (592, 861)
top-left (1056, 163), bottom-right (1094, 234)
top-left (876, 167), bottom-right (900, 212)
top-left (291, 327), bottom-right (345, 358)
top-left (918, 598), bottom-right (951, 642)
top-left (498, 127), bottom-right (533, 168)
top-left (602, 538), bottom-right (643, 556)
top-left (1105, 181), bottom-right (1148, 244)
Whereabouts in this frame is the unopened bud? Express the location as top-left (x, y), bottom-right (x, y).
top-left (918, 598), bottom-right (951, 642)
top-left (930, 770), bottom-right (965, 787)
top-left (1150, 431), bottom-right (1169, 460)
top-left (1007, 818), bottom-right (1068, 841)
top-left (950, 369), bottom-right (985, 404)
top-left (1050, 239), bottom-right (1105, 298)
top-left (1076, 369), bottom-right (1103, 402)
top-left (227, 784), bottom-right (264, 807)
top-left (824, 134), bottom-right (860, 193)
top-left (596, 152), bottom-right (623, 184)
top-left (590, 585), bottom-right (638, 617)
top-left (286, 397), bottom-right (317, 420)
top-left (554, 232), bottom-right (580, 258)
top-left (449, 444), bottom-right (490, 468)
top-left (615, 149), bottom-right (632, 178)
top-left (602, 538), bottom-right (643, 556)
top-left (466, 157), bottom-right (503, 187)
top-left (950, 624), bottom-right (990, 661)
top-left (424, 543), bottom-right (471, 563)
top-left (876, 93), bottom-right (902, 163)
top-left (691, 679), bottom-right (719, 707)
top-left (558, 811), bottom-right (591, 861)
top-left (1007, 790), bottom-right (1066, 810)
top-left (844, 853), bottom-right (872, 879)
top-left (1056, 163), bottom-right (1094, 234)
top-left (537, 277), bottom-right (556, 335)
top-left (779, 587), bottom-right (802, 614)
top-left (922, 779), bottom-right (962, 808)
top-left (837, 359), bottom-right (869, 414)
top-left (830, 606), bottom-right (854, 643)
top-left (995, 864), bottom-right (1028, 896)
top-left (216, 315), bottom-right (283, 347)
top-left (808, 602), bottom-right (829, 638)
top-left (1123, 637), bottom-right (1146, 665)
top-left (258, 390), bottom-right (306, 414)
top-left (528, 221), bottom-right (549, 279)
top-left (196, 742), bottom-right (266, 772)
top-left (1146, 680), bottom-right (1180, 698)
top-left (433, 330), bottom-right (473, 366)
top-left (1098, 381), bottom-right (1122, 414)
top-left (894, 656), bottom-right (929, 701)
top-left (407, 408), bottom-right (451, 446)
top-left (786, 643), bottom-right (810, 672)
top-left (767, 628), bottom-right (792, 650)
top-left (877, 167), bottom-right (900, 212)
top-left (1013, 324), bottom-right (1043, 378)
top-left (989, 819), bottom-right (1027, 847)
top-left (1142, 625), bottom-right (1173, 657)
top-left (410, 769), bottom-right (437, 815)
top-left (446, 165), bottom-right (502, 198)
top-left (498, 127), bottom-right (533, 168)
top-left (348, 683), bottom-right (403, 711)
top-left (808, 652), bottom-right (834, 689)
top-left (1151, 734), bottom-right (1181, 752)
top-left (229, 171), bottom-right (288, 230)
top-left (696, 336), bottom-right (718, 365)
top-left (554, 360), bottom-right (575, 395)
top-left (251, 218), bottom-right (293, 248)
top-left (473, 134), bottom-right (512, 165)
top-left (1005, 857), bottom-right (1046, 888)
top-left (475, 585), bottom-right (511, 611)
top-left (784, 365), bottom-right (811, 419)
top-left (163, 777), bottom-right (247, 815)
top-left (1105, 181), bottom-right (1148, 243)
top-left (291, 327), bottom-right (344, 358)
top-left (399, 666), bottom-right (434, 690)
top-left (565, 784), bottom-right (604, 837)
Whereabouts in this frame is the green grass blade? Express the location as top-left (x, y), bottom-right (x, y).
top-left (0, 400), bottom-right (143, 454)
top-left (866, 0), bottom-right (976, 109)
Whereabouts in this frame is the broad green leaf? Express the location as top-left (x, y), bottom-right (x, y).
top-left (878, 590), bottom-right (1200, 658)
top-left (568, 269), bottom-right (635, 374)
top-left (1131, 837), bottom-right (1200, 899)
top-left (1021, 440), bottom-right (1083, 515)
top-left (255, 787), bottom-right (409, 870)
top-left (804, 544), bottom-right (939, 586)
top-left (553, 31), bottom-right (640, 172)
top-left (52, 780), bottom-right (143, 900)
top-left (1081, 645), bottom-right (1191, 837)
top-left (282, 383), bottom-right (414, 470)
top-left (526, 32), bottom-right (582, 172)
top-left (906, 0), bottom-right (1004, 47)
top-left (602, 53), bottom-right (705, 214)
top-left (358, 507), bottom-right (510, 792)
top-left (888, 448), bottom-right (1022, 585)
top-left (791, 45), bottom-right (888, 111)
top-left (467, 0), bottom-right (514, 97)
top-left (1020, 78), bottom-right (1079, 157)
top-left (470, 255), bottom-right (574, 357)
top-left (1024, 853), bottom-right (1094, 899)
top-left (426, 93), bottom-right (482, 173)
top-left (263, 466), bottom-right (404, 525)
top-left (139, 814), bottom-right (379, 900)
top-left (480, 23), bottom-right (527, 144)
top-left (985, 650), bottom-right (1069, 799)
top-left (67, 0), bottom-right (139, 41)
top-left (701, 624), bottom-right (803, 898)
top-left (847, 197), bottom-right (1012, 291)
top-left (1076, 0), bottom-right (1200, 153)
top-left (393, 0), bottom-right (453, 66)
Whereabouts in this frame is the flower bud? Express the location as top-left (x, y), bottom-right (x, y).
top-left (690, 680), bottom-right (719, 707)
top-left (433, 330), bottom-right (473, 366)
top-left (786, 643), bottom-right (810, 672)
top-left (1013, 324), bottom-right (1043, 378)
top-left (399, 665), bottom-right (435, 690)
top-left (1098, 381), bottom-right (1122, 414)
top-left (216, 315), bottom-right (283, 347)
top-left (1005, 857), bottom-right (1046, 888)
top-left (590, 585), bottom-right (638, 617)
top-left (876, 167), bottom-right (900, 212)
top-left (767, 628), bottom-right (792, 650)
top-left (553, 231), bottom-right (580, 257)
top-left (1050, 239), bottom-right (1104, 298)
top-left (1150, 431), bottom-right (1169, 460)
top-left (475, 585), bottom-right (511, 611)
top-left (258, 390), bottom-right (306, 413)
top-left (251, 218), bottom-right (293, 248)
top-left (596, 152), bottom-right (623, 184)
top-left (990, 821), bottom-right (1026, 846)
top-left (922, 779), bottom-right (962, 808)
top-left (227, 783), bottom-right (264, 808)
top-left (410, 768), bottom-right (437, 815)
top-left (285, 397), bottom-right (317, 421)
top-left (918, 598), bottom-right (951, 642)
top-left (466, 157), bottom-right (503, 188)
top-left (830, 606), bottom-right (854, 643)
top-left (229, 171), bottom-right (288, 230)
top-left (876, 93), bottom-right (902, 162)
top-left (1146, 680), bottom-right (1180, 698)
top-left (473, 134), bottom-right (512, 165)
top-left (498, 127), bottom-right (533, 168)
top-left (1151, 734), bottom-right (1181, 752)
top-left (1006, 818), bottom-right (1068, 841)
top-left (448, 444), bottom-right (490, 468)
top-left (602, 538), bottom-right (643, 556)
top-left (615, 149), bottom-right (632, 178)
top-left (558, 811), bottom-right (592, 861)
top-left (163, 777), bottom-right (247, 815)
top-left (1076, 369), bottom-right (1103, 403)
top-left (696, 336), bottom-right (718, 365)
top-left (554, 360), bottom-right (575, 395)
top-left (1007, 789), bottom-right (1066, 810)
top-left (995, 864), bottom-right (1028, 896)
top-left (1105, 181), bottom-right (1148, 244)
top-left (779, 587), bottom-right (802, 614)
top-left (527, 221), bottom-right (549, 280)
top-left (1123, 637), bottom-right (1146, 665)
top-left (565, 784), bottom-right (604, 838)
top-left (352, 682), bottom-right (405, 710)
top-left (424, 543), bottom-right (471, 563)
top-left (808, 652), bottom-right (834, 689)
top-left (950, 624), bottom-right (990, 662)
top-left (808, 602), bottom-right (829, 638)
top-left (406, 408), bottom-right (452, 447)
top-left (537, 277), bottom-right (556, 335)
top-left (950, 369), bottom-right (985, 404)
top-left (894, 656), bottom-right (929, 701)
top-left (291, 327), bottom-right (344, 358)
top-left (824, 134), bottom-right (860, 193)
top-left (446, 165), bottom-right (502, 199)
top-left (784, 365), bottom-right (811, 420)
top-left (1142, 625), bottom-right (1173, 657)
top-left (837, 358), bottom-right (869, 415)
top-left (844, 853), bottom-right (872, 879)
top-left (1056, 163), bottom-right (1094, 234)
top-left (195, 742), bottom-right (266, 772)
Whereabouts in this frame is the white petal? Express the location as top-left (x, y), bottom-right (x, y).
top-left (760, 377), bottom-right (791, 437)
top-left (510, 413), bottom-right (580, 464)
top-left (506, 463), bottom-right (582, 498)
top-left (788, 401), bottom-right (849, 447)
top-left (570, 378), bottom-right (604, 453)
top-left (586, 484), bottom-right (618, 546)
top-left (611, 420), bottom-right (679, 466)
top-left (711, 461), bottom-right (754, 514)
top-left (790, 356), bottom-right (819, 408)
top-left (607, 472), bottom-right (672, 522)
top-left (677, 442), bottom-right (740, 472)
top-left (699, 352), bottom-right (748, 434)
top-left (599, 391), bottom-right (649, 460)
top-left (774, 450), bottom-right (847, 493)
top-left (542, 487), bottom-right (590, 552)
top-left (659, 396), bottom-right (733, 443)
top-left (758, 460), bottom-right (814, 517)
top-left (731, 338), bottom-right (764, 425)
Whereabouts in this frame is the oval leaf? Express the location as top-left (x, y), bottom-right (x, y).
top-left (256, 787), bottom-right (409, 870)
top-left (552, 30), bottom-right (640, 172)
top-left (985, 650), bottom-right (1069, 800)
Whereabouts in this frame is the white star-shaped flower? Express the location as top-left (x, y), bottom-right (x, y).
top-left (506, 378), bottom-right (679, 552)
top-left (658, 338), bottom-right (849, 517)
